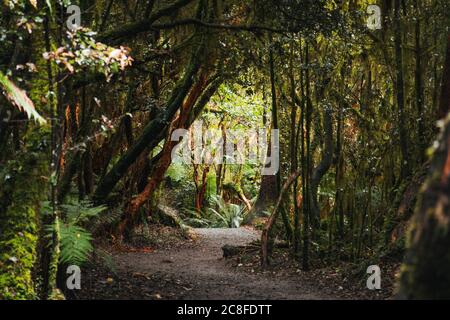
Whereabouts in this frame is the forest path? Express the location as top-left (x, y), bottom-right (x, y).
top-left (111, 227), bottom-right (335, 299)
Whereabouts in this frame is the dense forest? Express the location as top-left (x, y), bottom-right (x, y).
top-left (0, 0), bottom-right (449, 300)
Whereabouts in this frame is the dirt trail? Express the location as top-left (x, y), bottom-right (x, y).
top-left (111, 227), bottom-right (335, 300)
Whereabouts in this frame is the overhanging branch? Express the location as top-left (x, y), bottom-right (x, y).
top-left (99, 0), bottom-right (195, 42)
top-left (150, 19), bottom-right (289, 34)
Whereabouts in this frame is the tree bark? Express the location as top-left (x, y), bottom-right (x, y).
top-left (398, 114), bottom-right (450, 299)
top-left (261, 170), bottom-right (301, 267)
top-left (289, 46), bottom-right (301, 252)
top-left (438, 33), bottom-right (450, 120)
top-left (310, 107), bottom-right (334, 224)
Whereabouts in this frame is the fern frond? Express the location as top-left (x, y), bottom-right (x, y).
top-left (0, 71), bottom-right (46, 125)
top-left (59, 225), bottom-right (93, 266)
top-left (61, 199), bottom-right (107, 225)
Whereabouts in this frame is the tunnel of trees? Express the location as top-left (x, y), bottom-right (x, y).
top-left (0, 0), bottom-right (449, 300)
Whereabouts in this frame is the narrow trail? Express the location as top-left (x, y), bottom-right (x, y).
top-left (112, 228), bottom-right (335, 300)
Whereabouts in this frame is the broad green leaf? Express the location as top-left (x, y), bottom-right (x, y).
top-left (0, 71), bottom-right (46, 125)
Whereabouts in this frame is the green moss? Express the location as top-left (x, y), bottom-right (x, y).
top-left (0, 146), bottom-right (48, 299)
top-left (0, 230), bottom-right (37, 299)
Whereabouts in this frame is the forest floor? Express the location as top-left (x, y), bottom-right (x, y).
top-left (74, 226), bottom-right (399, 300)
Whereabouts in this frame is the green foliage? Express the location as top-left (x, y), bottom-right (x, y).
top-left (42, 28), bottom-right (133, 81)
top-left (0, 152), bottom-right (47, 300)
top-left (209, 83), bottom-right (265, 124)
top-left (58, 225), bottom-right (93, 266)
top-left (0, 225), bottom-right (38, 300)
top-left (90, 206), bottom-right (123, 231)
top-left (205, 173), bottom-right (217, 200)
top-left (0, 71), bottom-right (46, 124)
top-left (165, 163), bottom-right (187, 182)
top-left (44, 199), bottom-right (106, 266)
top-left (185, 195), bottom-right (244, 228)
top-left (0, 0), bottom-right (448, 300)
top-left (60, 200), bottom-right (107, 225)
top-left (241, 164), bottom-right (259, 198)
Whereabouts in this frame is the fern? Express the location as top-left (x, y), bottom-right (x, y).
top-left (90, 207), bottom-right (122, 231)
top-left (208, 204), bottom-right (243, 228)
top-left (60, 199), bottom-right (107, 225)
top-left (208, 195), bottom-right (244, 228)
top-left (184, 196), bottom-right (244, 228)
top-left (0, 70), bottom-right (46, 125)
top-left (59, 225), bottom-right (93, 266)
top-left (44, 199), bottom-right (106, 266)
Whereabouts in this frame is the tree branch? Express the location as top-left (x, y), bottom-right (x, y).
top-left (99, 0), bottom-right (195, 42)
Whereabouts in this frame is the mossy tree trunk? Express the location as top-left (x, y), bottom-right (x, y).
top-left (0, 146), bottom-right (48, 299)
top-left (398, 114), bottom-right (450, 299)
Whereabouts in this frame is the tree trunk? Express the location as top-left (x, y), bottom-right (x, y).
top-left (310, 105), bottom-right (334, 225)
top-left (414, 0), bottom-right (425, 162)
top-left (302, 42), bottom-right (311, 271)
top-left (398, 34), bottom-right (450, 297)
top-left (394, 0), bottom-right (410, 179)
top-left (437, 33), bottom-right (450, 120)
top-left (261, 170), bottom-right (301, 267)
top-left (289, 46), bottom-right (301, 253)
top-left (244, 46), bottom-right (279, 224)
top-left (398, 114), bottom-right (450, 299)
top-left (195, 165), bottom-right (210, 211)
top-left (118, 71), bottom-right (217, 235)
top-left (264, 35), bottom-right (292, 239)
top-left (93, 40), bottom-right (205, 203)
